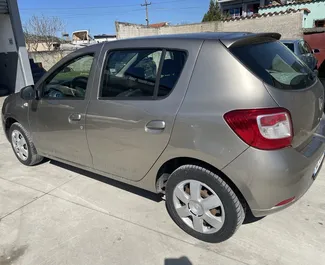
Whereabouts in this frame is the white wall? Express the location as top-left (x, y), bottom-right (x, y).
top-left (0, 14), bottom-right (17, 53)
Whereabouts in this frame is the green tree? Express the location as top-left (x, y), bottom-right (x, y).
top-left (202, 0), bottom-right (223, 22)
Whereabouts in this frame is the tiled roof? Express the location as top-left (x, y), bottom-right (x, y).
top-left (149, 22), bottom-right (168, 28)
top-left (223, 8), bottom-right (310, 21)
top-left (259, 0), bottom-right (325, 10)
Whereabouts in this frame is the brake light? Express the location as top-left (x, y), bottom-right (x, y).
top-left (224, 108), bottom-right (293, 150)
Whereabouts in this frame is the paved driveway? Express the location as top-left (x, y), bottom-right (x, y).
top-left (0, 96), bottom-right (324, 265)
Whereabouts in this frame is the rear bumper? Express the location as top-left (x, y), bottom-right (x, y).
top-left (223, 121), bottom-right (325, 217)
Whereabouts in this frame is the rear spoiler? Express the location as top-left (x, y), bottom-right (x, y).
top-left (221, 33), bottom-right (281, 48)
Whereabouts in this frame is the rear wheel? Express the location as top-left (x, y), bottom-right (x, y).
top-left (165, 165), bottom-right (245, 243)
top-left (9, 122), bottom-right (43, 166)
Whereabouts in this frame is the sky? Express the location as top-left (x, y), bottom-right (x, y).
top-left (17, 0), bottom-right (210, 36)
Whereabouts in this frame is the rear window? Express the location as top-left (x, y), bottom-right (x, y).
top-left (230, 39), bottom-right (316, 90)
top-left (283, 43), bottom-right (295, 53)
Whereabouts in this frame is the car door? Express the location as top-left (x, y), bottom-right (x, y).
top-left (86, 48), bottom-right (189, 181)
top-left (29, 53), bottom-right (96, 167)
top-left (300, 41), bottom-right (314, 70)
top-left (298, 41), bottom-right (309, 67)
top-left (305, 41), bottom-right (318, 70)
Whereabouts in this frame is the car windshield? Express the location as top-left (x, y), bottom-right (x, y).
top-left (230, 39), bottom-right (316, 90)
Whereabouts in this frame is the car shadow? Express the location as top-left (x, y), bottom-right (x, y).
top-left (49, 160), bottom-right (163, 203)
top-left (165, 257), bottom-right (192, 265)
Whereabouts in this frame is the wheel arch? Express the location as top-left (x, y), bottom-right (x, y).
top-left (156, 156), bottom-right (249, 211)
top-left (4, 116), bottom-right (19, 141)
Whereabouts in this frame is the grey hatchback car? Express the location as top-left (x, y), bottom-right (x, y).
top-left (2, 32), bottom-right (325, 243)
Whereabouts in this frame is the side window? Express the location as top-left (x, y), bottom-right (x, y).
top-left (300, 41), bottom-right (311, 54)
top-left (305, 42), bottom-right (313, 54)
top-left (101, 49), bottom-right (162, 98)
top-left (298, 42), bottom-right (306, 54)
top-left (42, 54), bottom-right (94, 99)
top-left (157, 50), bottom-right (187, 97)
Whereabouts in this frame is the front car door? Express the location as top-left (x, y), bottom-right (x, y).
top-left (29, 46), bottom-right (100, 167)
top-left (86, 40), bottom-right (202, 181)
top-left (304, 41), bottom-right (318, 70)
top-left (299, 40), bottom-right (314, 70)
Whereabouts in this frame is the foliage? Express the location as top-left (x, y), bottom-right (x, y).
top-left (24, 15), bottom-right (65, 52)
top-left (202, 0), bottom-right (224, 22)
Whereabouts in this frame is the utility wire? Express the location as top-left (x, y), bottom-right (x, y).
top-left (20, 0), bottom-right (188, 11)
top-left (52, 6), bottom-right (200, 19)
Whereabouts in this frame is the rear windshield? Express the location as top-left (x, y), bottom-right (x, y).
top-left (230, 39), bottom-right (316, 90)
top-left (283, 43), bottom-right (294, 53)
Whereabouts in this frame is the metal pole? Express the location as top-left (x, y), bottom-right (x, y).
top-left (141, 0), bottom-right (151, 27)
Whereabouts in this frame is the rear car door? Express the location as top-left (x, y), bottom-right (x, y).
top-left (29, 51), bottom-right (97, 167)
top-left (86, 46), bottom-right (190, 181)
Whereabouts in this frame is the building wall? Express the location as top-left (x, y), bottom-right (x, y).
top-left (0, 0), bottom-right (33, 94)
top-left (0, 14), bottom-right (16, 52)
top-left (259, 1), bottom-right (325, 28)
top-left (29, 50), bottom-right (72, 71)
top-left (116, 12), bottom-right (304, 40)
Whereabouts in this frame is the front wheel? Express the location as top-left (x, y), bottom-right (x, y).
top-left (165, 165), bottom-right (245, 243)
top-left (9, 122), bottom-right (43, 166)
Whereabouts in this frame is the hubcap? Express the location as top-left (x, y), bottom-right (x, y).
top-left (11, 130), bottom-right (29, 161)
top-left (173, 180), bottom-right (225, 234)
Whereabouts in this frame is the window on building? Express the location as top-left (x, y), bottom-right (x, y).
top-left (225, 7), bottom-right (242, 18)
top-left (247, 4), bottom-right (260, 16)
top-left (315, 20), bottom-right (325, 27)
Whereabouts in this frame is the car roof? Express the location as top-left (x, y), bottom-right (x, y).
top-left (81, 32), bottom-right (281, 52)
top-left (126, 32), bottom-right (253, 41)
top-left (111, 32), bottom-right (281, 48)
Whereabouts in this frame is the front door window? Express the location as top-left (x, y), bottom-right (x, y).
top-left (42, 54), bottom-right (94, 99)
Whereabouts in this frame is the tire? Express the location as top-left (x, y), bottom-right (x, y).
top-left (165, 165), bottom-right (245, 243)
top-left (9, 122), bottom-right (43, 166)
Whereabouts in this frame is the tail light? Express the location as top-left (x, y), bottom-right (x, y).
top-left (224, 108), bottom-right (293, 150)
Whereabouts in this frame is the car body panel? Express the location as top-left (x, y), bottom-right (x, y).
top-left (264, 79), bottom-right (324, 148)
top-left (85, 39), bottom-right (203, 181)
top-left (223, 120), bottom-right (325, 216)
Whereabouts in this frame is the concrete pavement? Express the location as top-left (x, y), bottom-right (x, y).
top-left (0, 96), bottom-right (325, 265)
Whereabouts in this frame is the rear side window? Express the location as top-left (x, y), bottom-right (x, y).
top-left (283, 43), bottom-right (294, 53)
top-left (100, 49), bottom-right (186, 99)
top-left (230, 39), bottom-right (316, 90)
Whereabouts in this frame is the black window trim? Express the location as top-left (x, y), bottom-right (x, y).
top-left (97, 47), bottom-right (188, 101)
top-left (39, 52), bottom-right (95, 101)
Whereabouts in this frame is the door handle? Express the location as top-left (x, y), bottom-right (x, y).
top-left (145, 120), bottom-right (166, 134)
top-left (68, 113), bottom-right (82, 123)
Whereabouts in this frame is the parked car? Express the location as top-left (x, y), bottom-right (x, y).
top-left (281, 39), bottom-right (319, 71)
top-left (2, 32), bottom-right (325, 243)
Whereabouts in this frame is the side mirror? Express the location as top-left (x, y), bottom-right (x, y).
top-left (314, 69), bottom-right (319, 76)
top-left (313, 48), bottom-right (320, 54)
top-left (62, 66), bottom-right (72, 73)
top-left (20, 85), bottom-right (38, 100)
